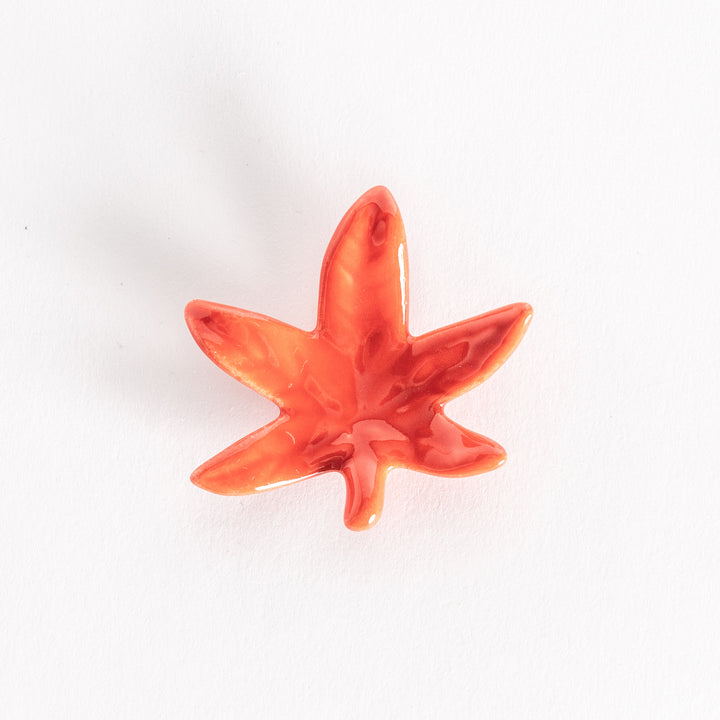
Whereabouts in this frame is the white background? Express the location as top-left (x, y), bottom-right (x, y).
top-left (2, 2), bottom-right (719, 717)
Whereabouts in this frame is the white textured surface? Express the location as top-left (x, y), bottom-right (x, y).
top-left (2, 2), bottom-right (719, 717)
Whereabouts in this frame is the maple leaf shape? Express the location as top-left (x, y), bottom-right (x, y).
top-left (186, 187), bottom-right (532, 530)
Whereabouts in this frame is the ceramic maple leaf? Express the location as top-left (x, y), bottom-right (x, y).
top-left (186, 186), bottom-right (532, 530)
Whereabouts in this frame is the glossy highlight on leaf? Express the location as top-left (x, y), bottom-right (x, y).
top-left (186, 187), bottom-right (532, 531)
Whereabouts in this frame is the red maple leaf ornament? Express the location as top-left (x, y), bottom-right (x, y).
top-left (185, 187), bottom-right (532, 531)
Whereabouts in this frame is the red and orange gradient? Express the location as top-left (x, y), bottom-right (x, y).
top-left (186, 187), bottom-right (532, 530)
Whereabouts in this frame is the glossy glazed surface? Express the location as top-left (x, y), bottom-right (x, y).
top-left (186, 187), bottom-right (532, 530)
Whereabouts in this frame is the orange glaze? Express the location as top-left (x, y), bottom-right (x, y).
top-left (186, 187), bottom-right (532, 530)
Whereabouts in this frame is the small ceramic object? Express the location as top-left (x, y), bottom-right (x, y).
top-left (186, 186), bottom-right (532, 530)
